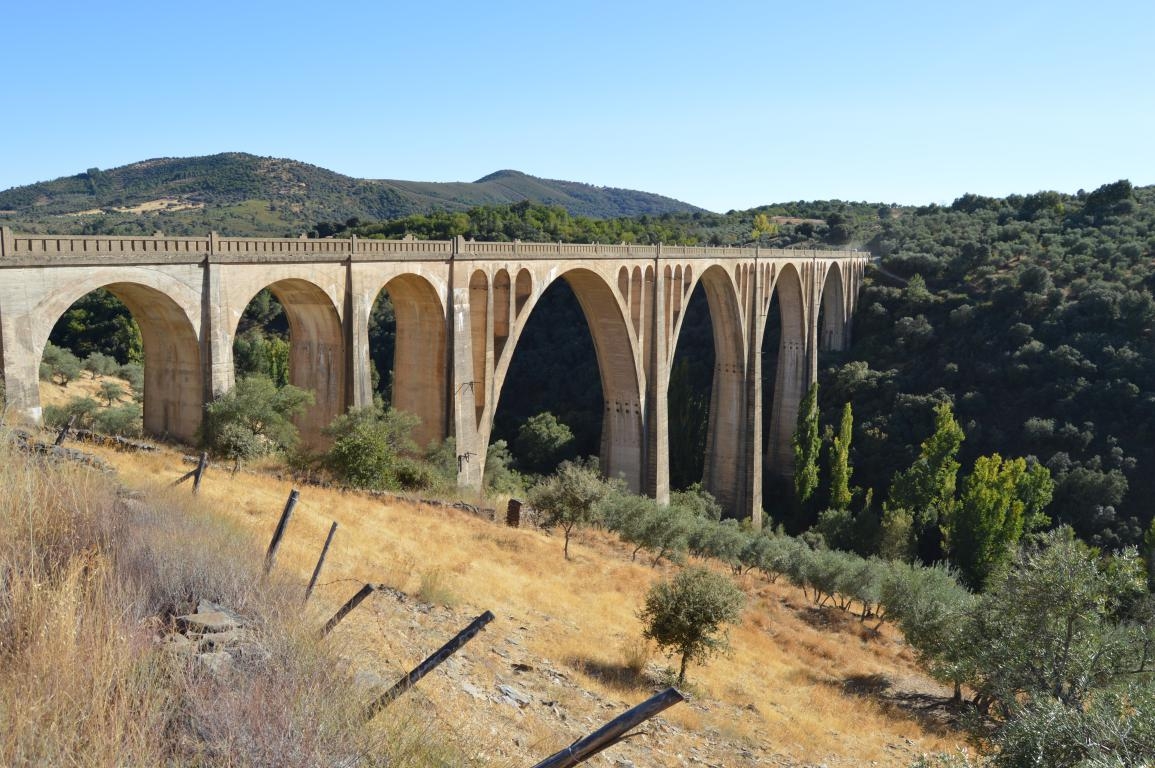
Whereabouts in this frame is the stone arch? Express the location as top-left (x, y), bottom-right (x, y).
top-left (34, 278), bottom-right (202, 442)
top-left (493, 269), bottom-right (511, 363)
top-left (493, 266), bottom-right (644, 491)
top-left (818, 261), bottom-right (847, 351)
top-left (764, 264), bottom-right (807, 477)
top-left (374, 273), bottom-right (448, 449)
top-left (236, 278), bottom-right (346, 446)
top-left (514, 269), bottom-right (532, 317)
top-left (670, 264), bottom-right (747, 512)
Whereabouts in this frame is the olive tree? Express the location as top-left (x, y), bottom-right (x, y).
top-left (528, 459), bottom-right (613, 560)
top-left (640, 566), bottom-right (745, 684)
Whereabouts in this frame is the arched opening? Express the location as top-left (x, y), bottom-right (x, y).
top-left (667, 283), bottom-right (713, 489)
top-left (492, 269), bottom-right (643, 490)
top-left (666, 266), bottom-right (747, 513)
top-left (698, 267), bottom-right (748, 514)
top-left (367, 275), bottom-right (448, 450)
top-left (42, 284), bottom-right (201, 442)
top-left (819, 263), bottom-right (847, 352)
top-left (237, 279), bottom-right (345, 446)
top-left (492, 279), bottom-right (602, 474)
top-left (762, 265), bottom-right (807, 530)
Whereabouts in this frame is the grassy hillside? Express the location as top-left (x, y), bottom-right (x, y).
top-left (0, 154), bottom-right (704, 237)
top-left (1, 410), bottom-right (965, 766)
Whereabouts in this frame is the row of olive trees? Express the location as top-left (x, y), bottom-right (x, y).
top-left (523, 455), bottom-right (1155, 766)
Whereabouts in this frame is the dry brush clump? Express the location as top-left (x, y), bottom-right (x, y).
top-left (0, 430), bottom-right (457, 767)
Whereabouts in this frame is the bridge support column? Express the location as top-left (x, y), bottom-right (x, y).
top-left (345, 260), bottom-right (374, 411)
top-left (200, 236), bottom-right (234, 403)
top-left (0, 310), bottom-right (42, 425)
top-left (645, 257), bottom-right (669, 505)
top-left (450, 256), bottom-right (485, 491)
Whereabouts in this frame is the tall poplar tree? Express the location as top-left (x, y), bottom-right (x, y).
top-left (887, 401), bottom-right (964, 563)
top-left (947, 455), bottom-right (1053, 591)
top-left (792, 382), bottom-right (821, 505)
top-left (828, 402), bottom-right (854, 511)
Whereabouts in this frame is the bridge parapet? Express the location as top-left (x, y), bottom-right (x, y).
top-left (0, 227), bottom-right (863, 267)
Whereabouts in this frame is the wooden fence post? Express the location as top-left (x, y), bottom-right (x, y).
top-left (530, 687), bottom-right (686, 768)
top-left (363, 610), bottom-right (495, 722)
top-left (192, 451), bottom-right (208, 494)
top-left (264, 488), bottom-right (299, 576)
top-left (320, 583), bottom-right (378, 637)
top-left (173, 452), bottom-right (209, 491)
top-left (304, 521), bottom-right (338, 602)
top-left (54, 414), bottom-right (76, 446)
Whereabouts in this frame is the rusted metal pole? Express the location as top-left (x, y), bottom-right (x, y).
top-left (320, 583), bottom-right (378, 637)
top-left (304, 521), bottom-right (338, 602)
top-left (54, 414), bottom-right (76, 446)
top-left (530, 687), bottom-right (686, 768)
top-left (263, 488), bottom-right (299, 576)
top-left (363, 610), bottom-right (495, 722)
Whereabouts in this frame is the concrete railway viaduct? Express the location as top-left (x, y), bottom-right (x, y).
top-left (0, 227), bottom-right (867, 525)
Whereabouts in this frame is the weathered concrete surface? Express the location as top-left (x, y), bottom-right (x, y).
top-left (0, 229), bottom-right (866, 524)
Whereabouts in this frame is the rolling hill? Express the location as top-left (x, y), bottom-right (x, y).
top-left (0, 153), bottom-right (705, 237)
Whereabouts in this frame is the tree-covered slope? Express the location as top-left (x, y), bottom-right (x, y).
top-left (0, 153), bottom-right (704, 237)
top-left (822, 182), bottom-right (1155, 549)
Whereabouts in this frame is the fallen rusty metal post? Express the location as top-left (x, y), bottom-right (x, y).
top-left (363, 610), bottom-right (496, 722)
top-left (320, 583), bottom-right (378, 637)
top-left (304, 520), bottom-right (338, 602)
top-left (530, 687), bottom-right (686, 768)
top-left (263, 488), bottom-right (300, 576)
top-left (54, 414), bottom-right (76, 447)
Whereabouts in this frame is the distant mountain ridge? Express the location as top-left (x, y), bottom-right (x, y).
top-left (0, 153), bottom-right (705, 237)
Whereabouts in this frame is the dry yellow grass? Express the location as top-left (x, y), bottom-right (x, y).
top-left (74, 440), bottom-right (967, 767)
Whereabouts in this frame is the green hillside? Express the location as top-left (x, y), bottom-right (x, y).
top-left (0, 153), bottom-right (704, 237)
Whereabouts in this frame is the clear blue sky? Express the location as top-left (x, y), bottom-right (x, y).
top-left (3, 0), bottom-right (1152, 212)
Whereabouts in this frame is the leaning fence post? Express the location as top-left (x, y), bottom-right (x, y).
top-left (304, 521), bottom-right (338, 602)
top-left (173, 451), bottom-right (209, 491)
top-left (363, 610), bottom-right (496, 722)
top-left (264, 489), bottom-right (300, 576)
top-left (54, 414), bottom-right (76, 447)
top-left (530, 687), bottom-right (686, 768)
top-left (191, 452), bottom-right (208, 494)
top-left (320, 583), bottom-right (378, 637)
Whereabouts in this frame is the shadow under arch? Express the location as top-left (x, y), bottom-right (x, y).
top-left (492, 267), bottom-right (644, 492)
top-left (372, 273), bottom-right (447, 450)
top-left (669, 264), bottom-right (748, 513)
top-left (234, 278), bottom-right (346, 446)
top-left (39, 281), bottom-right (202, 442)
top-left (819, 261), bottom-right (847, 351)
top-left (763, 263), bottom-right (807, 479)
